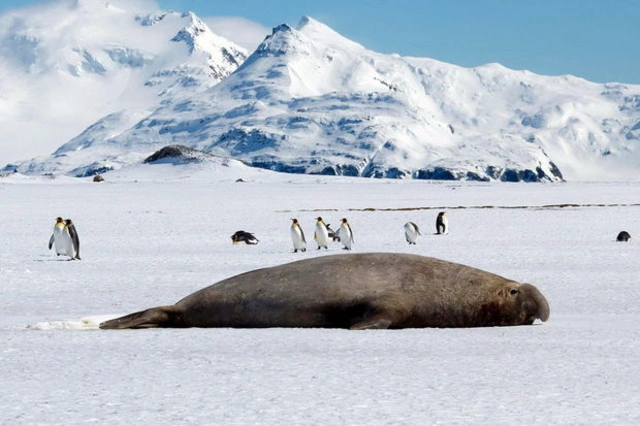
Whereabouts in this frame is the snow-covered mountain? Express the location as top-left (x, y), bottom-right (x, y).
top-left (0, 0), bottom-right (246, 165)
top-left (4, 8), bottom-right (640, 181)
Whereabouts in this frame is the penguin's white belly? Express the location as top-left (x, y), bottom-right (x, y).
top-left (338, 226), bottom-right (353, 249)
top-left (315, 226), bottom-right (330, 246)
top-left (62, 229), bottom-right (77, 258)
top-left (53, 226), bottom-right (66, 255)
top-left (291, 227), bottom-right (306, 249)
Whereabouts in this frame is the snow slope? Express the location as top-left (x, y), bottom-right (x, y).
top-left (0, 0), bottom-right (246, 165)
top-left (8, 14), bottom-right (640, 182)
top-left (1, 166), bottom-right (639, 424)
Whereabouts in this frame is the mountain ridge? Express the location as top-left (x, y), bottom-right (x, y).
top-left (2, 6), bottom-right (639, 182)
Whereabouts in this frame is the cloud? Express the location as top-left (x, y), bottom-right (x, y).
top-left (203, 16), bottom-right (270, 52)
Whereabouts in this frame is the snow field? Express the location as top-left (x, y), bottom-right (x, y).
top-left (0, 174), bottom-right (638, 424)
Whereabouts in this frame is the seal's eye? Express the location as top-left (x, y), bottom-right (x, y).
top-left (510, 289), bottom-right (519, 296)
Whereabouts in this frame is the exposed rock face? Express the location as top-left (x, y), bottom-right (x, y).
top-left (143, 145), bottom-right (206, 164)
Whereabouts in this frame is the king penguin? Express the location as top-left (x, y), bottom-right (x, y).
top-left (337, 218), bottom-right (354, 250)
top-left (436, 212), bottom-right (448, 235)
top-left (404, 221), bottom-right (421, 245)
top-left (48, 217), bottom-right (66, 256)
top-left (290, 218), bottom-right (307, 252)
top-left (63, 219), bottom-right (81, 260)
top-left (314, 217), bottom-right (331, 250)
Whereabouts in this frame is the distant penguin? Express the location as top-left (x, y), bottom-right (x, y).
top-left (63, 219), bottom-right (81, 260)
top-left (436, 212), bottom-right (448, 235)
top-left (616, 231), bottom-right (631, 242)
top-left (404, 221), bottom-right (421, 245)
top-left (337, 218), bottom-right (354, 250)
top-left (48, 217), bottom-right (66, 256)
top-left (290, 218), bottom-right (307, 252)
top-left (326, 223), bottom-right (340, 242)
top-left (231, 230), bottom-right (259, 245)
top-left (314, 217), bottom-right (331, 250)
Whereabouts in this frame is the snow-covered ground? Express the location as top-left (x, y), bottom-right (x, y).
top-left (1, 167), bottom-right (638, 424)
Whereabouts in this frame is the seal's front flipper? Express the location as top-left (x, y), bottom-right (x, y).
top-left (350, 317), bottom-right (392, 330)
top-left (99, 306), bottom-right (179, 329)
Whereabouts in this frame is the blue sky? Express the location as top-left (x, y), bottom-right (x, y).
top-left (2, 0), bottom-right (638, 84)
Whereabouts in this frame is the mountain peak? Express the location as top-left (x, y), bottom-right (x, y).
top-left (296, 15), bottom-right (318, 30)
top-left (296, 16), bottom-right (364, 50)
top-left (170, 11), bottom-right (212, 53)
top-left (245, 15), bottom-right (364, 76)
top-left (272, 23), bottom-right (293, 34)
top-left (250, 23), bottom-right (298, 58)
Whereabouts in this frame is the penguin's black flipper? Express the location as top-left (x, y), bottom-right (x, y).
top-left (99, 305), bottom-right (181, 329)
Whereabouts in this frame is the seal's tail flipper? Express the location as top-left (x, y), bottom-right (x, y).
top-left (99, 306), bottom-right (180, 329)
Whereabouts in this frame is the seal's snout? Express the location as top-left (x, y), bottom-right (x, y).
top-left (521, 283), bottom-right (550, 322)
top-left (537, 297), bottom-right (550, 322)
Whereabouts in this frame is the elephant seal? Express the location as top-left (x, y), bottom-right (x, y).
top-left (99, 253), bottom-right (550, 330)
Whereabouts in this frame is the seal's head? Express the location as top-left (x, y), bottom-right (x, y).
top-left (494, 282), bottom-right (550, 326)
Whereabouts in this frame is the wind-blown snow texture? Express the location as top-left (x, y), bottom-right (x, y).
top-left (1, 163), bottom-right (639, 424)
top-left (1, 2), bottom-right (639, 182)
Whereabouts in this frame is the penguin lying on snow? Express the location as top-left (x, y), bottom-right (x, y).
top-left (231, 231), bottom-right (259, 245)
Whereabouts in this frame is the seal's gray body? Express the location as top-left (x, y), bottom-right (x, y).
top-left (100, 253), bottom-right (549, 330)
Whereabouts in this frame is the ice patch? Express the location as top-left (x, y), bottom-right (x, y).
top-left (27, 315), bottom-right (119, 330)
